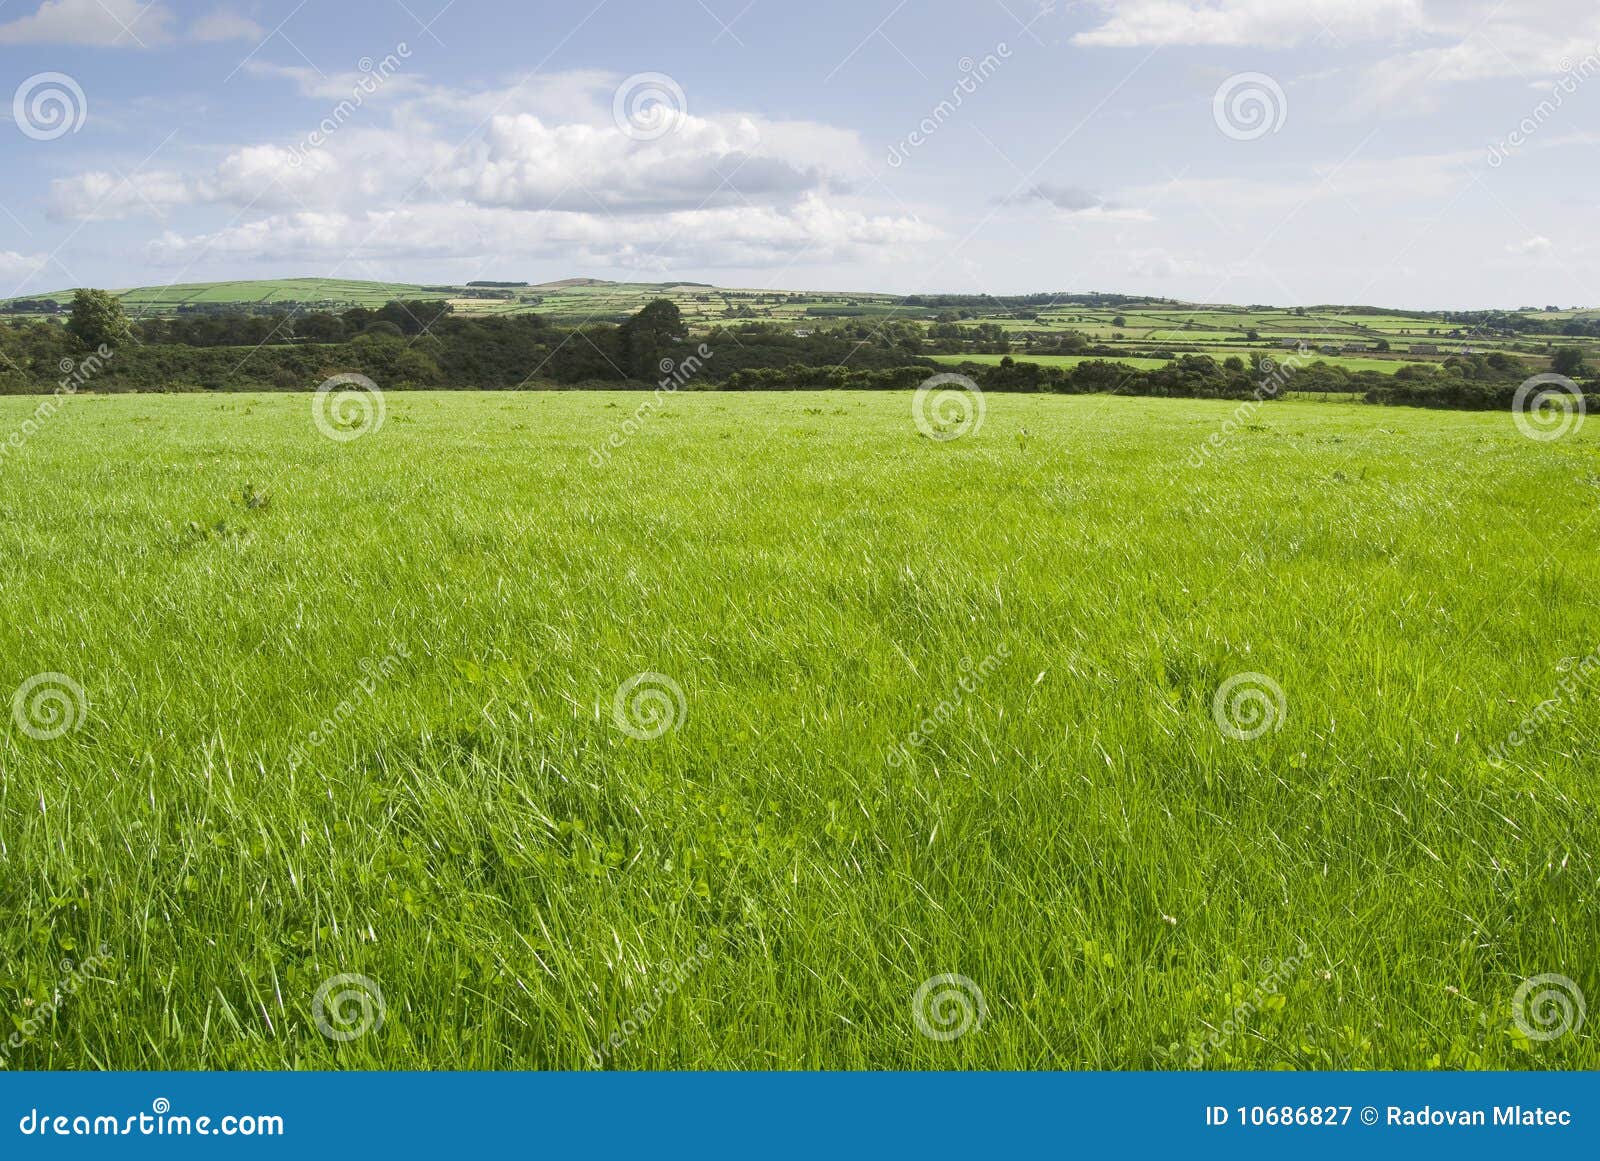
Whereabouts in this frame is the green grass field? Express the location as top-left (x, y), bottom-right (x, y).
top-left (104, 278), bottom-right (437, 312)
top-left (1, 390), bottom-right (1596, 1070)
top-left (931, 353), bottom-right (1173, 371)
top-left (931, 352), bottom-right (1428, 377)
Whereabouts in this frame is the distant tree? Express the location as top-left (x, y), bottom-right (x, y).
top-left (619, 299), bottom-right (687, 379)
top-left (1112, 315), bottom-right (1127, 328)
top-left (1246, 329), bottom-right (1260, 341)
top-left (66, 288), bottom-right (132, 351)
top-left (296, 312), bottom-right (346, 343)
top-left (1552, 346), bottom-right (1587, 377)
top-left (375, 299), bottom-right (451, 337)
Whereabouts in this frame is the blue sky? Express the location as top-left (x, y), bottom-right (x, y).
top-left (1, 0), bottom-right (1597, 308)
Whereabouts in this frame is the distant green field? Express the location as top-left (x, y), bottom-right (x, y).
top-left (931, 353), bottom-right (1171, 371)
top-left (933, 352), bottom-right (1427, 376)
top-left (1292, 355), bottom-right (1432, 375)
top-left (2, 390), bottom-right (1595, 1069)
top-left (26, 278), bottom-right (436, 311)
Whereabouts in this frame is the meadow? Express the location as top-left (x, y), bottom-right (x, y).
top-left (929, 352), bottom-right (1432, 376)
top-left (0, 390), bottom-right (1595, 1070)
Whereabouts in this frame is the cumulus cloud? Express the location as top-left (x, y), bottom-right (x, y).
top-left (0, 0), bottom-right (278, 46)
top-left (146, 195), bottom-right (938, 271)
top-left (455, 113), bottom-right (827, 213)
top-left (1001, 182), bottom-right (1154, 220)
top-left (43, 68), bottom-right (933, 271)
top-left (1075, 0), bottom-right (1600, 95)
top-left (1072, 0), bottom-right (1427, 48)
top-left (46, 170), bottom-right (195, 220)
top-left (1114, 145), bottom-right (1482, 221)
top-left (0, 250), bottom-right (49, 282)
top-left (0, 0), bottom-right (173, 46)
top-left (189, 7), bottom-right (265, 42)
top-left (50, 107), bottom-right (861, 218)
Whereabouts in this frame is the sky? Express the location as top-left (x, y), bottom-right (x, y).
top-left (0, 0), bottom-right (1597, 309)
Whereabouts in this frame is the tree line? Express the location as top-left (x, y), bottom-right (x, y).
top-left (0, 289), bottom-right (1582, 411)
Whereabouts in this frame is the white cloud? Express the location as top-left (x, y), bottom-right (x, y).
top-left (46, 170), bottom-right (195, 220)
top-left (189, 7), bottom-right (265, 42)
top-left (1118, 145), bottom-right (1482, 219)
top-left (0, 0), bottom-right (173, 46)
top-left (51, 105), bottom-right (859, 220)
top-left (1508, 235), bottom-right (1552, 255)
top-left (1072, 0), bottom-right (1427, 48)
top-left (0, 250), bottom-right (48, 282)
top-left (456, 112), bottom-right (831, 213)
top-left (1121, 247), bottom-right (1207, 279)
top-left (1075, 1), bottom-right (1600, 98)
top-left (240, 59), bottom-right (432, 106)
top-left (243, 62), bottom-right (615, 124)
top-left (1001, 183), bottom-right (1154, 220)
top-left (42, 68), bottom-right (934, 271)
top-left (146, 195), bottom-right (938, 271)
